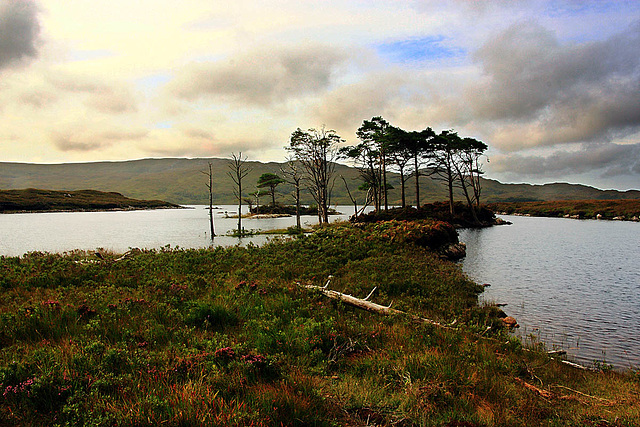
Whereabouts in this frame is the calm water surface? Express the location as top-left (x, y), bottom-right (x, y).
top-left (0, 205), bottom-right (359, 256)
top-left (458, 216), bottom-right (640, 369)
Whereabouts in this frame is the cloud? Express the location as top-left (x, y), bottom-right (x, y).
top-left (53, 128), bottom-right (148, 152)
top-left (489, 143), bottom-right (640, 179)
top-left (85, 86), bottom-right (138, 114)
top-left (466, 20), bottom-right (640, 150)
top-left (0, 0), bottom-right (40, 69)
top-left (44, 72), bottom-right (140, 114)
top-left (165, 43), bottom-right (350, 106)
top-left (313, 72), bottom-right (410, 131)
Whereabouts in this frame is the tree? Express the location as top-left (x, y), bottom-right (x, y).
top-left (431, 130), bottom-right (459, 217)
top-left (201, 161), bottom-right (215, 239)
top-left (354, 117), bottom-right (391, 211)
top-left (256, 173), bottom-right (285, 208)
top-left (386, 126), bottom-right (413, 209)
top-left (401, 127), bottom-right (435, 208)
top-left (451, 136), bottom-right (488, 224)
top-left (430, 130), bottom-right (488, 223)
top-left (287, 126), bottom-right (342, 224)
top-left (227, 152), bottom-right (251, 235)
top-left (280, 157), bottom-right (303, 230)
top-left (339, 142), bottom-right (382, 212)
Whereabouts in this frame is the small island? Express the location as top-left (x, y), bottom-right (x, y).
top-left (0, 188), bottom-right (181, 214)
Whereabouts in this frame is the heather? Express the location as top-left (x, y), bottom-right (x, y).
top-left (0, 221), bottom-right (638, 426)
top-left (487, 199), bottom-right (640, 220)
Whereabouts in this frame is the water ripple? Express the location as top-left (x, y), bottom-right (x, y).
top-left (460, 215), bottom-right (640, 370)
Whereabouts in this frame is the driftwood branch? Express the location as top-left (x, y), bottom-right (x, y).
top-left (298, 280), bottom-right (454, 329)
top-left (308, 277), bottom-right (590, 371)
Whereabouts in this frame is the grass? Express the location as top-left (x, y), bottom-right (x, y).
top-left (0, 221), bottom-right (638, 426)
top-left (487, 199), bottom-right (640, 220)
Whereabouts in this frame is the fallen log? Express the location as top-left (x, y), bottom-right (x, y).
top-left (298, 276), bottom-right (454, 329)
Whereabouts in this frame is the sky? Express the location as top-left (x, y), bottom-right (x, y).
top-left (1, 0), bottom-right (639, 190)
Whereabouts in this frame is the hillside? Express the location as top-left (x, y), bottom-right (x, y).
top-left (0, 189), bottom-right (179, 213)
top-left (1, 158), bottom-right (639, 205)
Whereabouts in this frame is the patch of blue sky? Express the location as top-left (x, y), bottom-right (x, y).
top-left (153, 121), bottom-right (173, 130)
top-left (543, 0), bottom-right (638, 18)
top-left (374, 36), bottom-right (465, 65)
top-left (135, 73), bottom-right (172, 92)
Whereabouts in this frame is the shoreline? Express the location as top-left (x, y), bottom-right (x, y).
top-left (0, 205), bottom-right (186, 215)
top-left (498, 211), bottom-right (640, 222)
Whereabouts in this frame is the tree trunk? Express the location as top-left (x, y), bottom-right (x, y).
top-left (399, 168), bottom-right (406, 209)
top-left (298, 282), bottom-right (453, 329)
top-left (295, 184), bottom-right (301, 229)
top-left (414, 155), bottom-right (420, 208)
top-left (382, 150), bottom-right (388, 211)
top-left (208, 165), bottom-right (215, 238)
top-left (237, 179), bottom-right (242, 235)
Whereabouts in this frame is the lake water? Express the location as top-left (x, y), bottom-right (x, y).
top-left (0, 205), bottom-right (360, 256)
top-left (458, 216), bottom-right (640, 370)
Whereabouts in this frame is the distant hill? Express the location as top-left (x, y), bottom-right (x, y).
top-left (0, 188), bottom-right (179, 213)
top-left (1, 158), bottom-right (639, 205)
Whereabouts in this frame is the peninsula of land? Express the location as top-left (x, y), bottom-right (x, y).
top-left (0, 188), bottom-right (180, 214)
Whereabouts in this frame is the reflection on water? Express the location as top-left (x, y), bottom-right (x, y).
top-left (0, 205), bottom-right (359, 257)
top-left (458, 215), bottom-right (640, 369)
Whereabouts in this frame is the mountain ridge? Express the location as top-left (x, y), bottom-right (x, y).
top-left (2, 158), bottom-right (639, 205)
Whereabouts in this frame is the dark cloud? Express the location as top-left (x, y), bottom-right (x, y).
top-left (46, 73), bottom-right (139, 114)
top-left (166, 43), bottom-right (349, 106)
top-left (53, 129), bottom-right (148, 152)
top-left (490, 143), bottom-right (640, 179)
top-left (468, 20), bottom-right (640, 148)
top-left (85, 87), bottom-right (138, 114)
top-left (181, 127), bottom-right (215, 140)
top-left (0, 0), bottom-right (40, 69)
top-left (313, 73), bottom-right (407, 130)
top-left (47, 74), bottom-right (104, 93)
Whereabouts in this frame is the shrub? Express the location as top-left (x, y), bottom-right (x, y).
top-left (185, 302), bottom-right (239, 331)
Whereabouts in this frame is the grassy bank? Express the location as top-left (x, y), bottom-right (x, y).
top-left (487, 199), bottom-right (640, 220)
top-left (0, 221), bottom-right (638, 426)
top-left (0, 189), bottom-right (180, 213)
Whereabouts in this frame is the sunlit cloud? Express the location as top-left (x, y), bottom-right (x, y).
top-left (0, 0), bottom-right (639, 189)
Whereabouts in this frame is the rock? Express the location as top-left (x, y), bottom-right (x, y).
top-left (502, 316), bottom-right (519, 328)
top-left (440, 242), bottom-right (466, 260)
top-left (596, 213), bottom-right (603, 219)
top-left (494, 217), bottom-right (512, 225)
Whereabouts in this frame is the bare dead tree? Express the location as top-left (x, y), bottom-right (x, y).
top-left (287, 126), bottom-right (341, 224)
top-left (200, 162), bottom-right (215, 239)
top-left (280, 157), bottom-right (303, 230)
top-left (227, 152), bottom-right (252, 235)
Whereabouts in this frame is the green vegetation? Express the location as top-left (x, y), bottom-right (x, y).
top-left (257, 173), bottom-right (285, 207)
top-left (0, 189), bottom-right (179, 213)
top-left (1, 221), bottom-right (638, 426)
top-left (354, 202), bottom-right (499, 228)
top-left (488, 199), bottom-right (640, 220)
